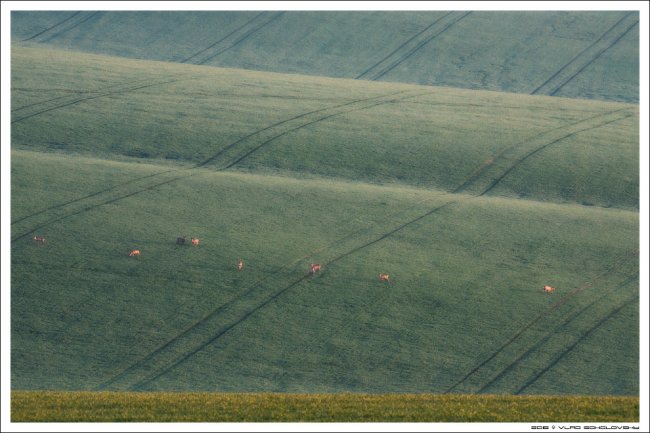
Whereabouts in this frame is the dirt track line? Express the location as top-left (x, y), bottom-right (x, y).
top-left (479, 110), bottom-right (634, 196)
top-left (443, 251), bottom-right (637, 394)
top-left (549, 19), bottom-right (638, 96)
top-left (452, 108), bottom-right (633, 196)
top-left (11, 79), bottom-right (180, 124)
top-left (40, 11), bottom-right (101, 43)
top-left (355, 12), bottom-right (454, 80)
top-left (531, 12), bottom-right (638, 96)
top-left (181, 12), bottom-right (265, 63)
top-left (21, 11), bottom-right (81, 42)
top-left (11, 79), bottom-right (153, 113)
top-left (218, 91), bottom-right (427, 169)
top-left (475, 274), bottom-right (638, 394)
top-left (11, 170), bottom-right (196, 243)
top-left (196, 12), bottom-right (285, 65)
top-left (11, 169), bottom-right (177, 226)
top-left (371, 11), bottom-right (471, 81)
top-left (514, 293), bottom-right (639, 395)
top-left (197, 90), bottom-right (415, 167)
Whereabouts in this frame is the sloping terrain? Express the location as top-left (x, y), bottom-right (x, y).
top-left (11, 11), bottom-right (639, 102)
top-left (10, 47), bottom-right (639, 395)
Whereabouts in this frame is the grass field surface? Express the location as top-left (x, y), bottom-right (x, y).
top-left (10, 391), bottom-right (639, 422)
top-left (11, 11), bottom-right (639, 102)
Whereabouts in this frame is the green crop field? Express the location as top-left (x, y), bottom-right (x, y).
top-left (11, 11), bottom-right (639, 102)
top-left (8, 9), bottom-right (641, 424)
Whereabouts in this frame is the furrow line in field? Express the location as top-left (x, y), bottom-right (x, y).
top-left (531, 12), bottom-right (638, 96)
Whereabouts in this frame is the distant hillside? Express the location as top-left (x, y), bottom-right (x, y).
top-left (11, 10), bottom-right (639, 103)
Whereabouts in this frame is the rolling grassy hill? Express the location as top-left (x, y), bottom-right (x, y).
top-left (11, 11), bottom-right (640, 103)
top-left (10, 46), bottom-right (639, 397)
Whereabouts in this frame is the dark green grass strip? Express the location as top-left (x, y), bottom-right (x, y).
top-left (11, 391), bottom-right (639, 422)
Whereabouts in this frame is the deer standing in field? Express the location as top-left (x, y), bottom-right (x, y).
top-left (543, 285), bottom-right (555, 294)
top-left (310, 263), bottom-right (322, 274)
top-left (237, 259), bottom-right (245, 271)
top-left (378, 273), bottom-right (390, 282)
top-left (129, 249), bottom-right (141, 257)
top-left (32, 235), bottom-right (46, 244)
top-left (191, 238), bottom-right (199, 246)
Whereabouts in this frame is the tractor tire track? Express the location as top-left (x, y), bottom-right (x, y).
top-left (475, 274), bottom-right (638, 394)
top-left (11, 169), bottom-right (197, 244)
top-left (369, 11), bottom-right (471, 82)
top-left (514, 293), bottom-right (639, 394)
top-left (355, 12), bottom-right (454, 80)
top-left (11, 78), bottom-right (154, 113)
top-left (443, 250), bottom-right (637, 394)
top-left (453, 108), bottom-right (634, 196)
top-left (12, 78), bottom-right (181, 124)
top-left (531, 12), bottom-right (639, 96)
top-left (191, 12), bottom-right (285, 66)
top-left (40, 12), bottom-right (101, 43)
top-left (181, 12), bottom-right (265, 64)
top-left (21, 11), bottom-right (82, 42)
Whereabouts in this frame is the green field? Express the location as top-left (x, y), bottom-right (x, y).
top-left (10, 45), bottom-right (639, 403)
top-left (11, 11), bottom-right (639, 102)
top-left (11, 391), bottom-right (639, 422)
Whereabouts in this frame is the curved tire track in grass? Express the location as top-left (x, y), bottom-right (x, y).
top-left (192, 12), bottom-right (285, 66)
top-left (11, 78), bottom-right (181, 124)
top-left (514, 293), bottom-right (639, 394)
top-left (369, 12), bottom-right (471, 82)
top-left (21, 11), bottom-right (81, 42)
top-left (181, 12), bottom-right (265, 64)
top-left (11, 78), bottom-right (154, 113)
top-left (453, 108), bottom-right (634, 196)
top-left (531, 12), bottom-right (639, 96)
top-left (355, 12), bottom-right (454, 80)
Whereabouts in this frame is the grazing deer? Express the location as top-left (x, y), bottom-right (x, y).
top-left (310, 263), bottom-right (322, 274)
top-left (378, 273), bottom-right (390, 282)
top-left (543, 285), bottom-right (555, 294)
top-left (32, 235), bottom-right (46, 244)
top-left (191, 238), bottom-right (199, 246)
top-left (237, 259), bottom-right (245, 271)
top-left (129, 249), bottom-right (141, 257)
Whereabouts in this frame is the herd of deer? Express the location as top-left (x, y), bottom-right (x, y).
top-left (32, 235), bottom-right (557, 290)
